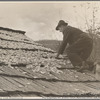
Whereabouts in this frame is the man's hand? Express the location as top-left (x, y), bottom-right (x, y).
top-left (55, 53), bottom-right (59, 59)
top-left (55, 54), bottom-right (64, 59)
top-left (55, 54), bottom-right (68, 60)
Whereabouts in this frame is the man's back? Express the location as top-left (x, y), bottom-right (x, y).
top-left (63, 26), bottom-right (90, 45)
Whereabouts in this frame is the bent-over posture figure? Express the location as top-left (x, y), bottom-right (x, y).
top-left (56, 20), bottom-right (93, 72)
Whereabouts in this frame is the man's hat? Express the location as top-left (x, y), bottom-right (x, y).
top-left (56, 20), bottom-right (68, 30)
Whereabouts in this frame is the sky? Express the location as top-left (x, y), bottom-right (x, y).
top-left (0, 1), bottom-right (100, 40)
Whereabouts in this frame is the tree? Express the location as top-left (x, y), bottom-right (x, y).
top-left (73, 2), bottom-right (100, 62)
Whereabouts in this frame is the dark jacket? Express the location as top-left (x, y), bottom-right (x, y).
top-left (58, 25), bottom-right (92, 54)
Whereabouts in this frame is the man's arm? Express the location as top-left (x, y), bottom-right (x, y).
top-left (56, 29), bottom-right (70, 58)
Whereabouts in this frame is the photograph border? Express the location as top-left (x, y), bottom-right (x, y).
top-left (0, 0), bottom-right (99, 100)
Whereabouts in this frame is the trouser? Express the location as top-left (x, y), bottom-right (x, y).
top-left (66, 37), bottom-right (93, 67)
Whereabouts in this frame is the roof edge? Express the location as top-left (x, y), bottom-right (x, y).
top-left (0, 27), bottom-right (26, 35)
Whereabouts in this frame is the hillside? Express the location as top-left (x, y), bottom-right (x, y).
top-left (0, 27), bottom-right (100, 97)
top-left (36, 40), bottom-right (61, 52)
top-left (36, 40), bottom-right (67, 54)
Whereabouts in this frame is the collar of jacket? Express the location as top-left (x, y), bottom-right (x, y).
top-left (62, 25), bottom-right (70, 35)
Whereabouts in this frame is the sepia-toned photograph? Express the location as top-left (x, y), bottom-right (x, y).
top-left (0, 1), bottom-right (100, 99)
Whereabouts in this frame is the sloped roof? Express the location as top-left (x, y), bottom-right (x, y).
top-left (0, 27), bottom-right (100, 98)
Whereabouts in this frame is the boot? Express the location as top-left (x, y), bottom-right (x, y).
top-left (77, 61), bottom-right (89, 72)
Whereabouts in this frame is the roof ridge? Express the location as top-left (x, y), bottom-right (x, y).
top-left (0, 27), bottom-right (26, 35)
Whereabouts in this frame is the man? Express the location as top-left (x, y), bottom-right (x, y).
top-left (55, 20), bottom-right (93, 72)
